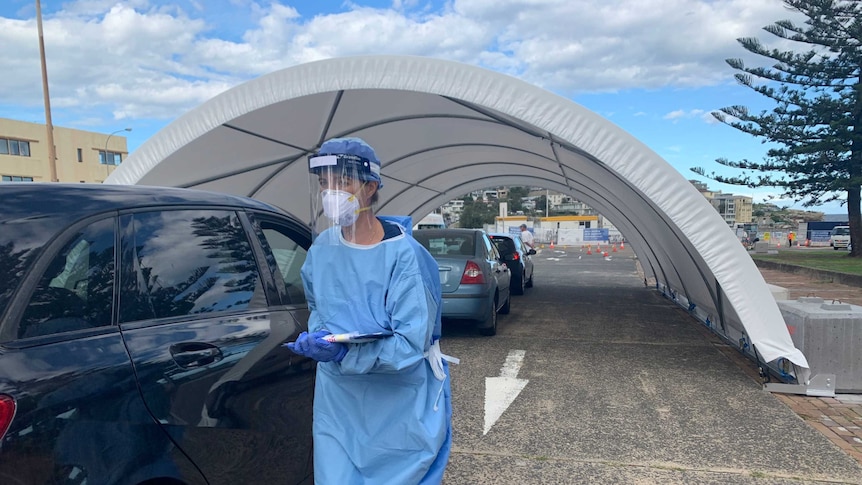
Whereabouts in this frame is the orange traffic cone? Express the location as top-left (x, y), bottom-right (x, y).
top-left (603, 251), bottom-right (609, 257)
top-left (550, 241), bottom-right (555, 249)
top-left (586, 247), bottom-right (592, 255)
top-left (612, 245), bottom-right (617, 252)
top-left (620, 242), bottom-right (625, 249)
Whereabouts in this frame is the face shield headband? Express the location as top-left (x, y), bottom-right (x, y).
top-left (308, 153), bottom-right (381, 184)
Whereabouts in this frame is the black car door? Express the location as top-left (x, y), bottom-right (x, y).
top-left (117, 208), bottom-right (314, 485)
top-left (0, 215), bottom-right (205, 485)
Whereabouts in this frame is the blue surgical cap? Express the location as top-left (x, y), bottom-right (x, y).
top-left (319, 137), bottom-right (383, 189)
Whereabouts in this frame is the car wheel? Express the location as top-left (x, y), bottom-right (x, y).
top-left (512, 272), bottom-right (525, 295)
top-left (525, 271), bottom-right (533, 288)
top-left (499, 291), bottom-right (511, 314)
top-left (478, 296), bottom-right (497, 336)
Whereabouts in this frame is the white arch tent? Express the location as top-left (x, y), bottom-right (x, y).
top-left (107, 55), bottom-right (810, 378)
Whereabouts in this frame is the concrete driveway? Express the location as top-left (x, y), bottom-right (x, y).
top-left (441, 246), bottom-right (862, 484)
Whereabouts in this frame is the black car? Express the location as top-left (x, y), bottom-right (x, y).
top-left (488, 233), bottom-right (535, 295)
top-left (0, 183), bottom-right (315, 485)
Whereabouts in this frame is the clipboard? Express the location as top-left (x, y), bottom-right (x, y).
top-left (323, 331), bottom-right (391, 343)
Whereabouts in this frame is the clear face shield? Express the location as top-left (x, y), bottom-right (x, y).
top-left (308, 153), bottom-right (379, 244)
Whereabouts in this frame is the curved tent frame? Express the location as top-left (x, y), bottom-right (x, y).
top-left (107, 55), bottom-right (808, 371)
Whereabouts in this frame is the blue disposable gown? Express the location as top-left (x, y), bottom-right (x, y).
top-left (301, 222), bottom-right (452, 484)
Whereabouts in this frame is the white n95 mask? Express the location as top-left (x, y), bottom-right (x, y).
top-left (321, 190), bottom-right (360, 226)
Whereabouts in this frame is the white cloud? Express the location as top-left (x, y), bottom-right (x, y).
top-left (0, 0), bottom-right (808, 122)
top-left (664, 110), bottom-right (687, 120)
top-left (663, 108), bottom-right (705, 122)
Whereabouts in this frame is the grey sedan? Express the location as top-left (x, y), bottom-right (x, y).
top-left (413, 229), bottom-right (511, 336)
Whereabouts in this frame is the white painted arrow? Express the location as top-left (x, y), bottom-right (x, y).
top-left (483, 350), bottom-right (528, 435)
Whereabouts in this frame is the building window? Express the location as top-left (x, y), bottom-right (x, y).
top-left (1, 175), bottom-right (35, 182)
top-left (0, 138), bottom-right (31, 157)
top-left (77, 148), bottom-right (83, 163)
top-left (99, 150), bottom-right (123, 165)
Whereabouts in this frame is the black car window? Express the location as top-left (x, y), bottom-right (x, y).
top-left (254, 218), bottom-right (309, 305)
top-left (491, 237), bottom-right (517, 257)
top-left (18, 217), bottom-right (115, 339)
top-left (0, 230), bottom-right (47, 320)
top-left (119, 210), bottom-right (265, 323)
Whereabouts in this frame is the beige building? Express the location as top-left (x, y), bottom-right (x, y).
top-left (733, 194), bottom-right (753, 224)
top-left (0, 118), bottom-right (129, 183)
top-left (689, 180), bottom-right (753, 225)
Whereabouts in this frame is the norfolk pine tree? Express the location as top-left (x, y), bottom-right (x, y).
top-left (691, 0), bottom-right (862, 256)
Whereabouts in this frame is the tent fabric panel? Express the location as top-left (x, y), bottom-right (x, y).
top-left (136, 126), bottom-right (302, 189)
top-left (326, 89), bottom-right (498, 137)
top-left (186, 165), bottom-right (306, 219)
top-left (227, 92), bottom-right (341, 150)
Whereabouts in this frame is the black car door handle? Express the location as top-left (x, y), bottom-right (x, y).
top-left (170, 342), bottom-right (223, 368)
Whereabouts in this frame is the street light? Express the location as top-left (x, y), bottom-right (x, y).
top-left (104, 128), bottom-right (132, 169)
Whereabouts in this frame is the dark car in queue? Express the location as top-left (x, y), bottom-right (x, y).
top-left (488, 233), bottom-right (535, 295)
top-left (0, 183), bottom-right (316, 485)
top-left (412, 228), bottom-right (511, 336)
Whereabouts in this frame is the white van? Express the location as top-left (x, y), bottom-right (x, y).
top-left (830, 225), bottom-right (850, 250)
top-left (413, 213), bottom-right (446, 230)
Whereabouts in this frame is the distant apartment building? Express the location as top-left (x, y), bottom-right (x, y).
top-left (689, 180), bottom-right (752, 226)
top-left (525, 189), bottom-right (597, 215)
top-left (733, 195), bottom-right (753, 224)
top-left (442, 199), bottom-right (465, 213)
top-left (440, 199), bottom-right (465, 225)
top-left (0, 118), bottom-right (130, 183)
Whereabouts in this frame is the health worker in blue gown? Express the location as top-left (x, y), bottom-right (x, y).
top-left (287, 137), bottom-right (454, 484)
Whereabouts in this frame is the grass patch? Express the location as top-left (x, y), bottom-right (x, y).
top-left (750, 249), bottom-right (862, 275)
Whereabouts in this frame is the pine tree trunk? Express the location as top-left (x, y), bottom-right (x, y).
top-left (850, 80), bottom-right (862, 257)
top-left (849, 186), bottom-right (862, 257)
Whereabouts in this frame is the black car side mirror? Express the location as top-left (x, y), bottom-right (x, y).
top-left (528, 249), bottom-right (536, 255)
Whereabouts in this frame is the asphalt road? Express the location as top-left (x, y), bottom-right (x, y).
top-left (440, 247), bottom-right (862, 484)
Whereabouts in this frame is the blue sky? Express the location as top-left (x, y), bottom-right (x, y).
top-left (0, 0), bottom-right (846, 214)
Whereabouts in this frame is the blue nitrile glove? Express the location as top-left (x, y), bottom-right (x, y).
top-left (286, 330), bottom-right (347, 362)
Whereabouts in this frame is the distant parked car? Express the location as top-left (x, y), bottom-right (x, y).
top-left (830, 225), bottom-right (850, 250)
top-left (488, 233), bottom-right (535, 295)
top-left (0, 183), bottom-right (316, 484)
top-left (412, 228), bottom-right (511, 336)
top-left (413, 212), bottom-right (447, 230)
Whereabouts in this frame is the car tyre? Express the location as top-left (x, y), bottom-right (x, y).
top-left (525, 272), bottom-right (533, 288)
top-left (478, 297), bottom-right (497, 336)
top-left (499, 291), bottom-right (511, 314)
top-left (512, 271), bottom-right (525, 295)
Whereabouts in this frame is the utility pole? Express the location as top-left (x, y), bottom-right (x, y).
top-left (36, 0), bottom-right (58, 182)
